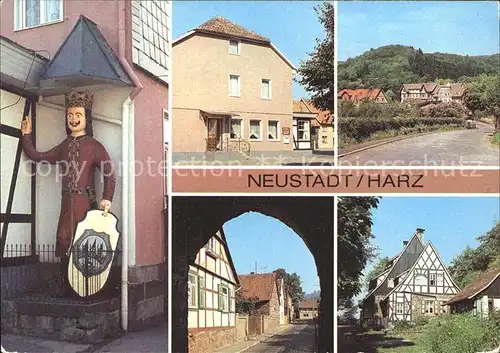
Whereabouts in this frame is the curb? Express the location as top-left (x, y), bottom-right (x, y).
top-left (232, 326), bottom-right (289, 353)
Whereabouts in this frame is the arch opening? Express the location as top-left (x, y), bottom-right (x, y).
top-left (171, 196), bottom-right (334, 353)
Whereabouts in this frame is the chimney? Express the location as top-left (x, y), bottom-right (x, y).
top-left (403, 240), bottom-right (409, 247)
top-left (416, 228), bottom-right (425, 242)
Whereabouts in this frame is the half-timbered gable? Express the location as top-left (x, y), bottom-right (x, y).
top-left (188, 228), bottom-right (239, 331)
top-left (361, 229), bottom-right (425, 320)
top-left (383, 242), bottom-right (460, 323)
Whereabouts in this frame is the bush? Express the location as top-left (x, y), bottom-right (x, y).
top-left (339, 116), bottom-right (464, 142)
top-left (420, 313), bottom-right (500, 353)
top-left (392, 320), bottom-right (412, 332)
top-left (420, 101), bottom-right (469, 119)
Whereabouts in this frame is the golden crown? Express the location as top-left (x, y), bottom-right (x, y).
top-left (65, 90), bottom-right (93, 110)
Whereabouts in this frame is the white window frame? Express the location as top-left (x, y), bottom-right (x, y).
top-left (229, 74), bottom-right (240, 97)
top-left (230, 118), bottom-right (243, 140)
top-left (188, 272), bottom-right (198, 308)
top-left (396, 302), bottom-right (404, 314)
top-left (267, 120), bottom-right (280, 141)
top-left (228, 39), bottom-right (240, 55)
top-left (222, 285), bottom-right (229, 312)
top-left (261, 78), bottom-right (272, 100)
top-left (429, 273), bottom-right (436, 286)
top-left (205, 237), bottom-right (216, 254)
top-left (388, 278), bottom-right (395, 288)
top-left (14, 0), bottom-right (64, 31)
top-left (249, 120), bottom-right (262, 141)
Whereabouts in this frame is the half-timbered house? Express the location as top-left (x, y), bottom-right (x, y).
top-left (187, 228), bottom-right (239, 352)
top-left (361, 228), bottom-right (460, 327)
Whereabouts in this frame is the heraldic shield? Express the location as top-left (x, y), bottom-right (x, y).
top-left (68, 210), bottom-right (120, 297)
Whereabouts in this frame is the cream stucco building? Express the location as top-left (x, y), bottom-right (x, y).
top-left (172, 17), bottom-right (296, 156)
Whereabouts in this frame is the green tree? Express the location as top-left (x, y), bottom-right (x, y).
top-left (274, 268), bottom-right (305, 307)
top-left (338, 197), bottom-right (380, 301)
top-left (297, 2), bottom-right (335, 113)
top-left (465, 75), bottom-right (500, 130)
top-left (449, 221), bottom-right (500, 288)
top-left (235, 291), bottom-right (259, 314)
top-left (364, 256), bottom-right (391, 288)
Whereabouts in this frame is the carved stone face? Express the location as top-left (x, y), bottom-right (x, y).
top-left (67, 106), bottom-right (87, 135)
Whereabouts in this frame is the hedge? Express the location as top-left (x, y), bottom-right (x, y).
top-left (339, 116), bottom-right (464, 142)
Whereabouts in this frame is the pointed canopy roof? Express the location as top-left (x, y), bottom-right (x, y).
top-left (40, 15), bottom-right (132, 96)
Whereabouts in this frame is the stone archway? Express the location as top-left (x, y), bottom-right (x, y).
top-left (172, 196), bottom-right (334, 353)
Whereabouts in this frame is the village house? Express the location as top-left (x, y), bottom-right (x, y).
top-left (239, 272), bottom-right (286, 328)
top-left (284, 292), bottom-right (294, 324)
top-left (299, 299), bottom-right (319, 320)
top-left (172, 16), bottom-right (296, 157)
top-left (361, 229), bottom-right (460, 328)
top-left (187, 229), bottom-right (239, 353)
top-left (400, 83), bottom-right (465, 105)
top-left (444, 269), bottom-right (500, 318)
top-left (338, 88), bottom-right (388, 105)
top-left (292, 99), bottom-right (334, 151)
top-left (1, 0), bottom-right (170, 341)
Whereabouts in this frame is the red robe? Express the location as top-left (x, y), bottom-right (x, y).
top-left (22, 134), bottom-right (116, 257)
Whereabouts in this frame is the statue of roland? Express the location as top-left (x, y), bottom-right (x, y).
top-left (21, 90), bottom-right (116, 297)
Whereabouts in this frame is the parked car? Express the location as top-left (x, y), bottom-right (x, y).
top-left (465, 119), bottom-right (476, 129)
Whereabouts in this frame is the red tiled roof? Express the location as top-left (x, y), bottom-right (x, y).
top-left (299, 299), bottom-right (319, 309)
top-left (302, 99), bottom-right (333, 126)
top-left (196, 16), bottom-right (270, 43)
top-left (445, 269), bottom-right (500, 305)
top-left (239, 272), bottom-right (277, 302)
top-left (337, 88), bottom-right (383, 103)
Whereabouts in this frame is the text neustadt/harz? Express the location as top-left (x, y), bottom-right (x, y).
top-left (247, 173), bottom-right (424, 188)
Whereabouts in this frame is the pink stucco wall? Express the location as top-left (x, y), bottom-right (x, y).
top-left (133, 70), bottom-right (168, 266)
top-left (0, 0), bottom-right (120, 57)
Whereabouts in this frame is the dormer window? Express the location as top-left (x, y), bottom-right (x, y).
top-left (229, 39), bottom-right (240, 55)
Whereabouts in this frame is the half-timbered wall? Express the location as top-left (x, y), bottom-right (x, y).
top-left (386, 243), bottom-right (459, 322)
top-left (1, 90), bottom-right (36, 256)
top-left (188, 231), bottom-right (237, 330)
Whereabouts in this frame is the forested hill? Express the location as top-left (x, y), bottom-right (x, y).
top-left (338, 45), bottom-right (499, 97)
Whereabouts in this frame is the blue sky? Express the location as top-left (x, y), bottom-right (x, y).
top-left (223, 212), bottom-right (320, 294)
top-left (173, 1), bottom-right (324, 99)
top-left (367, 196), bottom-right (500, 278)
top-left (339, 1), bottom-right (500, 61)
top-left (173, 1), bottom-right (499, 98)
top-left (354, 196), bottom-right (499, 304)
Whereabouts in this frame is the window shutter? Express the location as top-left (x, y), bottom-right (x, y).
top-left (218, 284), bottom-right (223, 311)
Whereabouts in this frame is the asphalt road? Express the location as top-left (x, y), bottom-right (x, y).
top-left (242, 322), bottom-right (316, 353)
top-left (339, 123), bottom-right (499, 166)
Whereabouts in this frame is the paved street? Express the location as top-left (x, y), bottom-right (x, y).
top-left (0, 324), bottom-right (167, 353)
top-left (339, 123), bottom-right (499, 166)
top-left (241, 322), bottom-right (316, 353)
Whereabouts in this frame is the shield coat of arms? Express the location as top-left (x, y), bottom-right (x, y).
top-left (68, 210), bottom-right (120, 297)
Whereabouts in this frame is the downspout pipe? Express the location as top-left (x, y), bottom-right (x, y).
top-left (118, 0), bottom-right (143, 332)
